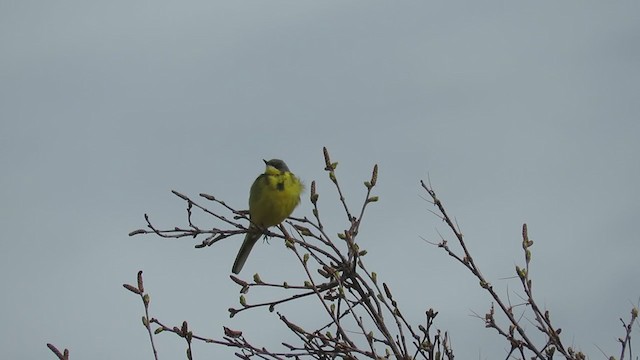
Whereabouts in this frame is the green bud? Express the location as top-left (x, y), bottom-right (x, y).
top-left (285, 238), bottom-right (295, 249)
top-left (370, 164), bottom-right (378, 186)
top-left (123, 284), bottom-right (141, 295)
top-left (253, 273), bottom-right (262, 284)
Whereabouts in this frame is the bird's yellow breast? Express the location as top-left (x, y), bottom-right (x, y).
top-left (248, 170), bottom-right (302, 229)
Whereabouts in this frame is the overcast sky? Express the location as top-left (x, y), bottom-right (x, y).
top-left (1, 1), bottom-right (639, 359)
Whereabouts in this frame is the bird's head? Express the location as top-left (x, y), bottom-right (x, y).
top-left (263, 159), bottom-right (290, 174)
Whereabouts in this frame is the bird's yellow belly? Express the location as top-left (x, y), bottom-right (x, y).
top-left (253, 189), bottom-right (300, 227)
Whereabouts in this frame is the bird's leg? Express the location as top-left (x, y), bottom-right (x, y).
top-left (261, 234), bottom-right (271, 244)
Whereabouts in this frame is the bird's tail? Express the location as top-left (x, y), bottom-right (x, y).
top-left (232, 229), bottom-right (261, 274)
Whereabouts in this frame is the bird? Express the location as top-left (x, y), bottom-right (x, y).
top-left (232, 159), bottom-right (303, 274)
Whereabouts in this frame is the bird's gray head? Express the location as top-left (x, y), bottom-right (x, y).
top-left (263, 159), bottom-right (290, 172)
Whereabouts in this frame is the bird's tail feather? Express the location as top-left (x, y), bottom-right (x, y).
top-left (232, 231), bottom-right (261, 274)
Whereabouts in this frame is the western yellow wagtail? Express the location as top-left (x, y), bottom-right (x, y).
top-left (232, 159), bottom-right (303, 274)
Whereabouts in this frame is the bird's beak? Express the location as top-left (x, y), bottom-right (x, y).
top-left (262, 159), bottom-right (268, 165)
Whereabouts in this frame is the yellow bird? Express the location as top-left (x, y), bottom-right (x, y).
top-left (232, 159), bottom-right (303, 274)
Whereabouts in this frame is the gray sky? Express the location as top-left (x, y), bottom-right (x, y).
top-left (1, 1), bottom-right (639, 359)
